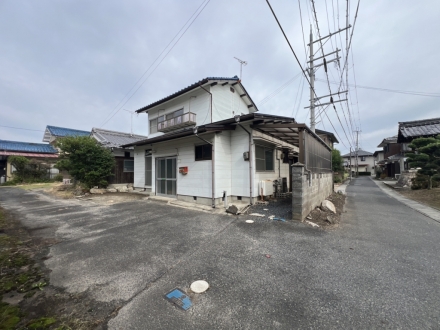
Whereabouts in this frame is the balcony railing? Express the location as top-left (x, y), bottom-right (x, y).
top-left (157, 112), bottom-right (197, 133)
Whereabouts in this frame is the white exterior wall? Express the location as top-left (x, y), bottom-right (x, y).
top-left (230, 124), bottom-right (251, 197)
top-left (147, 89), bottom-right (211, 139)
top-left (214, 132), bottom-right (232, 197)
top-left (343, 155), bottom-right (375, 173)
top-left (134, 147), bottom-right (146, 187)
top-left (211, 84), bottom-right (251, 122)
top-left (134, 135), bottom-right (215, 198)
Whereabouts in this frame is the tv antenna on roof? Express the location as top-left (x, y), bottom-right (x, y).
top-left (234, 57), bottom-right (247, 80)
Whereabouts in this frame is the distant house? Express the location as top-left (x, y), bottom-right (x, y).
top-left (0, 140), bottom-right (58, 182)
top-left (43, 125), bottom-right (90, 145)
top-left (376, 136), bottom-right (403, 177)
top-left (123, 75), bottom-right (335, 217)
top-left (90, 128), bottom-right (147, 185)
top-left (315, 129), bottom-right (339, 149)
top-left (373, 150), bottom-right (384, 175)
top-left (341, 149), bottom-right (374, 174)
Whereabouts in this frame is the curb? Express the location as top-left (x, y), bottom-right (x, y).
top-left (371, 178), bottom-right (440, 224)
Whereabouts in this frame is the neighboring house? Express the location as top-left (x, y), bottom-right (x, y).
top-left (341, 149), bottom-right (374, 174)
top-left (315, 129), bottom-right (339, 148)
top-left (373, 150), bottom-right (384, 175)
top-left (0, 140), bottom-right (58, 182)
top-left (43, 125), bottom-right (90, 145)
top-left (397, 117), bottom-right (440, 170)
top-left (123, 76), bottom-right (334, 213)
top-left (376, 136), bottom-right (404, 178)
top-left (90, 128), bottom-right (147, 185)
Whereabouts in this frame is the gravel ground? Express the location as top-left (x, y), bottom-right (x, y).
top-left (243, 195), bottom-right (292, 223)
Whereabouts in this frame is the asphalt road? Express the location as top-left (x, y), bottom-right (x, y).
top-left (0, 177), bottom-right (439, 329)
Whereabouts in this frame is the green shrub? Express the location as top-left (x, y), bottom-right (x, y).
top-left (53, 174), bottom-right (63, 182)
top-left (333, 176), bottom-right (342, 183)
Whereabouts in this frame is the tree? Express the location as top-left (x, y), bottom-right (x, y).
top-left (9, 156), bottom-right (50, 182)
top-left (332, 148), bottom-right (344, 173)
top-left (407, 135), bottom-right (440, 190)
top-left (55, 136), bottom-right (115, 189)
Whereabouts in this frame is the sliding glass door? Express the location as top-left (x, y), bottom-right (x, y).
top-left (156, 157), bottom-right (177, 196)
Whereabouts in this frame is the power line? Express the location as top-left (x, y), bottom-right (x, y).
top-left (310, 0), bottom-right (354, 148)
top-left (0, 125), bottom-right (45, 132)
top-left (99, 0), bottom-right (211, 128)
top-left (257, 73), bottom-right (302, 106)
top-left (265, 0), bottom-right (348, 148)
top-left (316, 78), bottom-right (440, 97)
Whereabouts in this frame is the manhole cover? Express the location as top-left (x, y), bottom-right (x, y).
top-left (190, 280), bottom-right (209, 293)
top-left (164, 288), bottom-right (192, 311)
top-left (245, 220), bottom-right (254, 223)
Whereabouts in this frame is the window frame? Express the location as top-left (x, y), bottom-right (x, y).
top-left (255, 145), bottom-right (275, 172)
top-left (123, 159), bottom-right (134, 173)
top-left (195, 144), bottom-right (212, 161)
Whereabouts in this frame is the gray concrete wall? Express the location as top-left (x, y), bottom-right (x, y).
top-left (292, 164), bottom-right (333, 221)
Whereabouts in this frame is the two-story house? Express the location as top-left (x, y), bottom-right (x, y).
top-left (342, 148), bottom-right (374, 175)
top-left (123, 76), bottom-right (335, 208)
top-left (376, 136), bottom-right (404, 178)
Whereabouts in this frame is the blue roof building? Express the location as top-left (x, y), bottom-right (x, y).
top-left (0, 140), bottom-right (57, 154)
top-left (43, 125), bottom-right (90, 143)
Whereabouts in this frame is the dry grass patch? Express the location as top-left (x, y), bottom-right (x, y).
top-left (396, 188), bottom-right (440, 210)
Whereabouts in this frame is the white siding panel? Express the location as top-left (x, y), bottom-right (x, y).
top-left (230, 124), bottom-right (251, 197)
top-left (214, 132), bottom-right (232, 197)
top-left (151, 135), bottom-right (214, 197)
top-left (133, 146), bottom-right (146, 188)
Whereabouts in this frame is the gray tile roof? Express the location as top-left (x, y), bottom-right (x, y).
top-left (398, 117), bottom-right (440, 140)
top-left (0, 140), bottom-right (57, 153)
top-left (91, 128), bottom-right (147, 148)
top-left (342, 149), bottom-right (374, 157)
top-left (135, 76), bottom-right (259, 113)
top-left (377, 135), bottom-right (398, 148)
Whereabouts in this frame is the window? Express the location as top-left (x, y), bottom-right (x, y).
top-left (124, 151), bottom-right (130, 158)
top-left (149, 118), bottom-right (157, 134)
top-left (256, 145), bottom-right (274, 171)
top-left (195, 144), bottom-right (212, 161)
top-left (123, 160), bottom-right (134, 172)
top-left (361, 156), bottom-right (366, 161)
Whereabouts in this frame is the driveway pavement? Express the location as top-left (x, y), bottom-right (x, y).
top-left (0, 178), bottom-right (439, 329)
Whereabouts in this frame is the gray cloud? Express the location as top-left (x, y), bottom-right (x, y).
top-left (1, 0), bottom-right (439, 154)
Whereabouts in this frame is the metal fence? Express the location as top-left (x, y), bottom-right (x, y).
top-left (304, 131), bottom-right (332, 173)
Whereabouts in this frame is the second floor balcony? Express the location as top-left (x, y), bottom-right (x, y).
top-left (157, 112), bottom-right (197, 133)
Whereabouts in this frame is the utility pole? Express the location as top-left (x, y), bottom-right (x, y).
top-left (234, 57), bottom-right (247, 81)
top-left (349, 147), bottom-right (352, 180)
top-left (306, 25), bottom-right (351, 133)
top-left (354, 129), bottom-right (360, 177)
top-left (309, 26), bottom-right (316, 132)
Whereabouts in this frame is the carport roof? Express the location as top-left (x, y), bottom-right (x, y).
top-left (122, 113), bottom-right (331, 151)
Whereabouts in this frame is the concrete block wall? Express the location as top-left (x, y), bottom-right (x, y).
top-left (292, 163), bottom-right (333, 221)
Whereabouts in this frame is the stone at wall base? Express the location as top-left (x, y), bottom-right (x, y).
top-left (90, 188), bottom-right (106, 194)
top-left (321, 200), bottom-right (336, 214)
top-left (226, 205), bottom-right (238, 215)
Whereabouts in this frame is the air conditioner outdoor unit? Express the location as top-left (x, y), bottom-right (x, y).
top-left (258, 180), bottom-right (274, 197)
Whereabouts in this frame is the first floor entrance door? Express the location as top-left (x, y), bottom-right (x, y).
top-left (156, 157), bottom-right (177, 196)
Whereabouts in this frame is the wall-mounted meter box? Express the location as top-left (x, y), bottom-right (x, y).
top-left (179, 166), bottom-right (188, 175)
top-left (243, 151), bottom-right (249, 161)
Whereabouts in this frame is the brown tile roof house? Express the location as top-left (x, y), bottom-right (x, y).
top-left (397, 117), bottom-right (440, 143)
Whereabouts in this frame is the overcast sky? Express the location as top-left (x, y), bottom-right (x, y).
top-left (1, 0), bottom-right (439, 155)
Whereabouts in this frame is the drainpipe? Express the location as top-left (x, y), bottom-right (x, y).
top-left (198, 83), bottom-right (213, 123)
top-left (235, 116), bottom-right (254, 205)
top-left (193, 127), bottom-right (215, 208)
